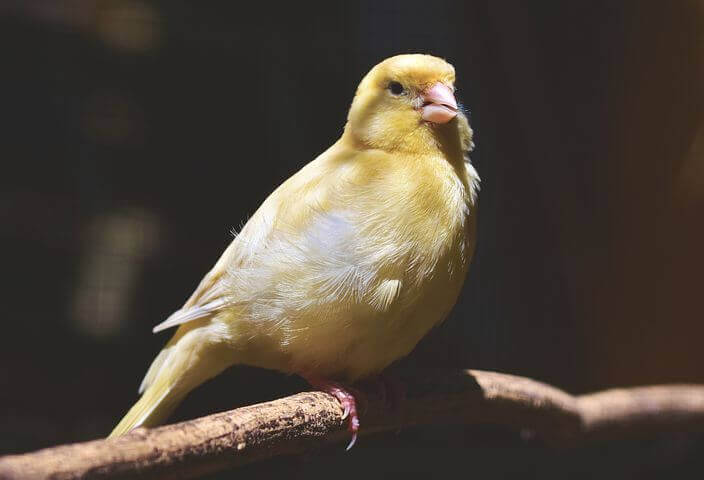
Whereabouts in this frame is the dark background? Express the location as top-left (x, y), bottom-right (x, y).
top-left (1, 1), bottom-right (703, 478)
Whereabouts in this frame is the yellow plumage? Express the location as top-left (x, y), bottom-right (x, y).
top-left (110, 54), bottom-right (479, 438)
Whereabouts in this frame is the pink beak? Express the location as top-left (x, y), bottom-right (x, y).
top-left (420, 83), bottom-right (458, 124)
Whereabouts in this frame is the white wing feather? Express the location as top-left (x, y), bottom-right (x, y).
top-left (152, 298), bottom-right (228, 333)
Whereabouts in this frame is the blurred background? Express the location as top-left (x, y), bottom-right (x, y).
top-left (1, 0), bottom-right (703, 478)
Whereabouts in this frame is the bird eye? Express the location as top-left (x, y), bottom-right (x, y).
top-left (388, 81), bottom-right (405, 95)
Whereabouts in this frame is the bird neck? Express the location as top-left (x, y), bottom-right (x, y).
top-left (341, 112), bottom-right (473, 169)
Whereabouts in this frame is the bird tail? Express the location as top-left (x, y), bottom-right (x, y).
top-left (109, 371), bottom-right (184, 438)
top-left (109, 324), bottom-right (231, 438)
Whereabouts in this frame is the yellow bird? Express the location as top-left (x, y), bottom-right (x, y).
top-left (110, 54), bottom-right (480, 447)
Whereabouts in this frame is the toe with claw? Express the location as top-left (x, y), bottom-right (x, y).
top-left (304, 377), bottom-right (361, 450)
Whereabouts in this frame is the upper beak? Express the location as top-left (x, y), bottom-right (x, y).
top-left (420, 83), bottom-right (458, 124)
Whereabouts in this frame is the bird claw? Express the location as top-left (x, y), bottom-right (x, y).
top-left (346, 432), bottom-right (358, 451)
top-left (304, 377), bottom-right (361, 450)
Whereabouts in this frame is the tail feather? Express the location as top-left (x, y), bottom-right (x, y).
top-left (109, 322), bottom-right (232, 438)
top-left (138, 345), bottom-right (172, 395)
top-left (109, 380), bottom-right (182, 438)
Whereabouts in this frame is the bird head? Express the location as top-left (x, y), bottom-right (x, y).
top-left (344, 54), bottom-right (472, 156)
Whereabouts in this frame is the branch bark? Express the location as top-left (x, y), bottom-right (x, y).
top-left (1, 369), bottom-right (704, 480)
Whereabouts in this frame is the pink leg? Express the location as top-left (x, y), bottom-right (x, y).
top-left (304, 377), bottom-right (361, 450)
top-left (358, 373), bottom-right (405, 411)
top-left (378, 372), bottom-right (405, 412)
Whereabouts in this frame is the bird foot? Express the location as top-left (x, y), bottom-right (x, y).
top-left (359, 373), bottom-right (405, 412)
top-left (304, 377), bottom-right (361, 450)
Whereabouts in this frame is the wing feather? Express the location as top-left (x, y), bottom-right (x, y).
top-left (152, 298), bottom-right (228, 333)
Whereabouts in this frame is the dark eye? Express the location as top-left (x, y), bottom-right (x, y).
top-left (388, 81), bottom-right (404, 95)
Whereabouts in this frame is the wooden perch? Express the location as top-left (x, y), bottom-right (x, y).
top-left (2, 369), bottom-right (704, 480)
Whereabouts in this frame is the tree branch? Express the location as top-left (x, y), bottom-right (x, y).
top-left (1, 369), bottom-right (704, 479)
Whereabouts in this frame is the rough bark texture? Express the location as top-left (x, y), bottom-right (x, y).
top-left (2, 370), bottom-right (704, 479)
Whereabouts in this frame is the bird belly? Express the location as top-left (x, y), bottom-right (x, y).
top-left (229, 239), bottom-right (468, 382)
top-left (292, 257), bottom-right (465, 380)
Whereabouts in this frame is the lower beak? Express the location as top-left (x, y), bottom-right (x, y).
top-left (420, 83), bottom-right (458, 124)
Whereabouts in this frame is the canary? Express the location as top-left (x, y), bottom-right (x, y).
top-left (110, 54), bottom-right (479, 448)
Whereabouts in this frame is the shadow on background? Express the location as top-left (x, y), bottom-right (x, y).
top-left (1, 1), bottom-right (703, 478)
